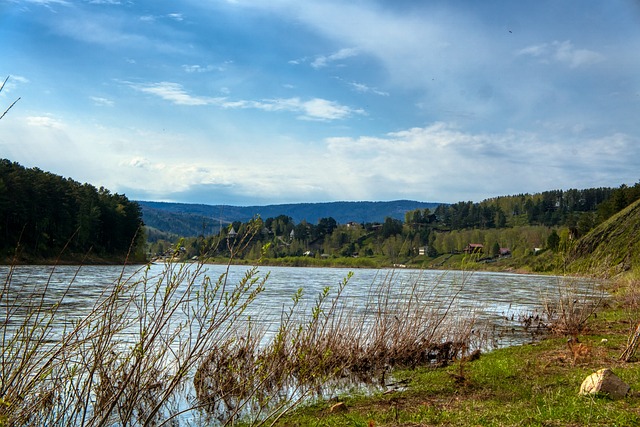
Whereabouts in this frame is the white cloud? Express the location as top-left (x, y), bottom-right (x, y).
top-left (0, 75), bottom-right (28, 96)
top-left (131, 81), bottom-right (223, 106)
top-left (297, 98), bottom-right (364, 121)
top-left (517, 40), bottom-right (604, 68)
top-left (553, 40), bottom-right (604, 68)
top-left (342, 79), bottom-right (389, 96)
top-left (245, 97), bottom-right (364, 121)
top-left (516, 44), bottom-right (547, 57)
top-left (88, 0), bottom-right (123, 4)
top-left (90, 96), bottom-right (114, 107)
top-left (128, 81), bottom-right (363, 120)
top-left (13, 0), bottom-right (70, 6)
top-left (3, 110), bottom-right (636, 204)
top-left (25, 115), bottom-right (66, 130)
top-left (140, 12), bottom-right (184, 23)
top-left (320, 123), bottom-right (638, 201)
top-left (182, 63), bottom-right (229, 73)
top-left (167, 13), bottom-right (183, 21)
top-left (124, 156), bottom-right (150, 168)
top-left (311, 47), bottom-right (359, 69)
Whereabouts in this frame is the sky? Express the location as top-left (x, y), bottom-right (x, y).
top-left (1, 0), bottom-right (639, 206)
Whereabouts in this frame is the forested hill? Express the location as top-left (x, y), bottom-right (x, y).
top-left (0, 159), bottom-right (145, 263)
top-left (138, 200), bottom-right (442, 237)
top-left (144, 181), bottom-right (640, 270)
top-left (569, 198), bottom-right (640, 275)
top-left (140, 183), bottom-right (640, 240)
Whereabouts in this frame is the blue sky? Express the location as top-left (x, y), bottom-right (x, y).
top-left (1, 0), bottom-right (639, 206)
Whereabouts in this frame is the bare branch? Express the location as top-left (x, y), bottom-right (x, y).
top-left (0, 75), bottom-right (20, 121)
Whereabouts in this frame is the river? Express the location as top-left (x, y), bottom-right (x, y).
top-left (0, 263), bottom-right (603, 425)
top-left (1, 263), bottom-right (603, 347)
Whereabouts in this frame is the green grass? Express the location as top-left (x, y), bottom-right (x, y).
top-left (273, 279), bottom-right (640, 427)
top-left (204, 255), bottom-right (385, 268)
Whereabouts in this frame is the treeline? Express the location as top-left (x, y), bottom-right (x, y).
top-left (155, 182), bottom-right (640, 265)
top-left (434, 185), bottom-right (640, 237)
top-left (0, 159), bottom-right (145, 261)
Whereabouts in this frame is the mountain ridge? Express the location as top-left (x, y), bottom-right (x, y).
top-left (138, 199), bottom-right (443, 237)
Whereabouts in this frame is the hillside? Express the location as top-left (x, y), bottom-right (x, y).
top-left (139, 200), bottom-right (442, 237)
top-left (569, 198), bottom-right (640, 275)
top-left (0, 159), bottom-right (145, 263)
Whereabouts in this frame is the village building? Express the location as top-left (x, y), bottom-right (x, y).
top-left (464, 243), bottom-right (484, 254)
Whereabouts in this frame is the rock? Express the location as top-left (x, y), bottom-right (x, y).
top-left (330, 401), bottom-right (348, 413)
top-left (579, 368), bottom-right (629, 400)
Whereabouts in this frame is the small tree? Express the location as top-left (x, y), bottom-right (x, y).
top-left (492, 242), bottom-right (501, 257)
top-left (547, 229), bottom-right (560, 252)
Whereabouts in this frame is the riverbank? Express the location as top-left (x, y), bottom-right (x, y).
top-left (195, 249), bottom-right (566, 274)
top-left (1, 252), bottom-right (146, 266)
top-left (273, 272), bottom-right (640, 426)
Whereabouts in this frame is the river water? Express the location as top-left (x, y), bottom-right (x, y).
top-left (0, 263), bottom-right (603, 425)
top-left (1, 263), bottom-right (603, 348)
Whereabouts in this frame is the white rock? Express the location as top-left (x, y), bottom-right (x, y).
top-left (579, 368), bottom-right (629, 400)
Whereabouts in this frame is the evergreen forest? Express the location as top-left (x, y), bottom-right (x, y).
top-left (0, 159), bottom-right (145, 262)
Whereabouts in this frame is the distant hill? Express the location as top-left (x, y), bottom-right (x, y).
top-left (569, 198), bottom-right (640, 275)
top-left (138, 200), bottom-right (443, 237)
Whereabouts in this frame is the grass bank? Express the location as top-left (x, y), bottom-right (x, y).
top-left (273, 272), bottom-right (640, 427)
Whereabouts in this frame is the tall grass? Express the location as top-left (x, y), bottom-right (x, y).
top-left (194, 269), bottom-right (477, 425)
top-left (0, 237), bottom-right (475, 426)
top-left (540, 276), bottom-right (605, 338)
top-left (0, 258), bottom-right (268, 426)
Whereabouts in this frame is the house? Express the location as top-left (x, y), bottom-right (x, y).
top-left (464, 243), bottom-right (484, 254)
top-left (499, 247), bottom-right (511, 256)
top-left (227, 227), bottom-right (237, 239)
top-left (419, 246), bottom-right (428, 256)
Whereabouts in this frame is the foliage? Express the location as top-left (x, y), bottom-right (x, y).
top-left (139, 200), bottom-right (442, 233)
top-left (568, 198), bottom-right (640, 276)
top-left (0, 257), bottom-right (268, 426)
top-left (547, 229), bottom-right (561, 252)
top-left (540, 277), bottom-right (605, 338)
top-left (148, 183), bottom-right (640, 273)
top-left (277, 303), bottom-right (640, 427)
top-left (0, 159), bottom-right (144, 262)
top-left (0, 249), bottom-right (474, 426)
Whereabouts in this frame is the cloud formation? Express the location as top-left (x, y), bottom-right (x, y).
top-left (311, 48), bottom-right (359, 69)
top-left (517, 40), bottom-right (605, 68)
top-left (127, 81), bottom-right (363, 121)
top-left (2, 0), bottom-right (639, 206)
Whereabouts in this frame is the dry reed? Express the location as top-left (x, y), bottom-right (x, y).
top-left (193, 269), bottom-right (477, 426)
top-left (1, 228), bottom-right (475, 426)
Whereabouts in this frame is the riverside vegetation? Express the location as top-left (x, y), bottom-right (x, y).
top-left (0, 230), bottom-right (479, 426)
top-left (148, 182), bottom-right (640, 275)
top-left (2, 200), bottom-right (640, 426)
top-left (2, 159), bottom-right (640, 425)
top-left (271, 199), bottom-right (640, 427)
top-left (2, 158), bottom-right (639, 271)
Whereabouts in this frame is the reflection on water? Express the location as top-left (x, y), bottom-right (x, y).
top-left (0, 263), bottom-right (604, 425)
top-left (1, 263), bottom-right (604, 349)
